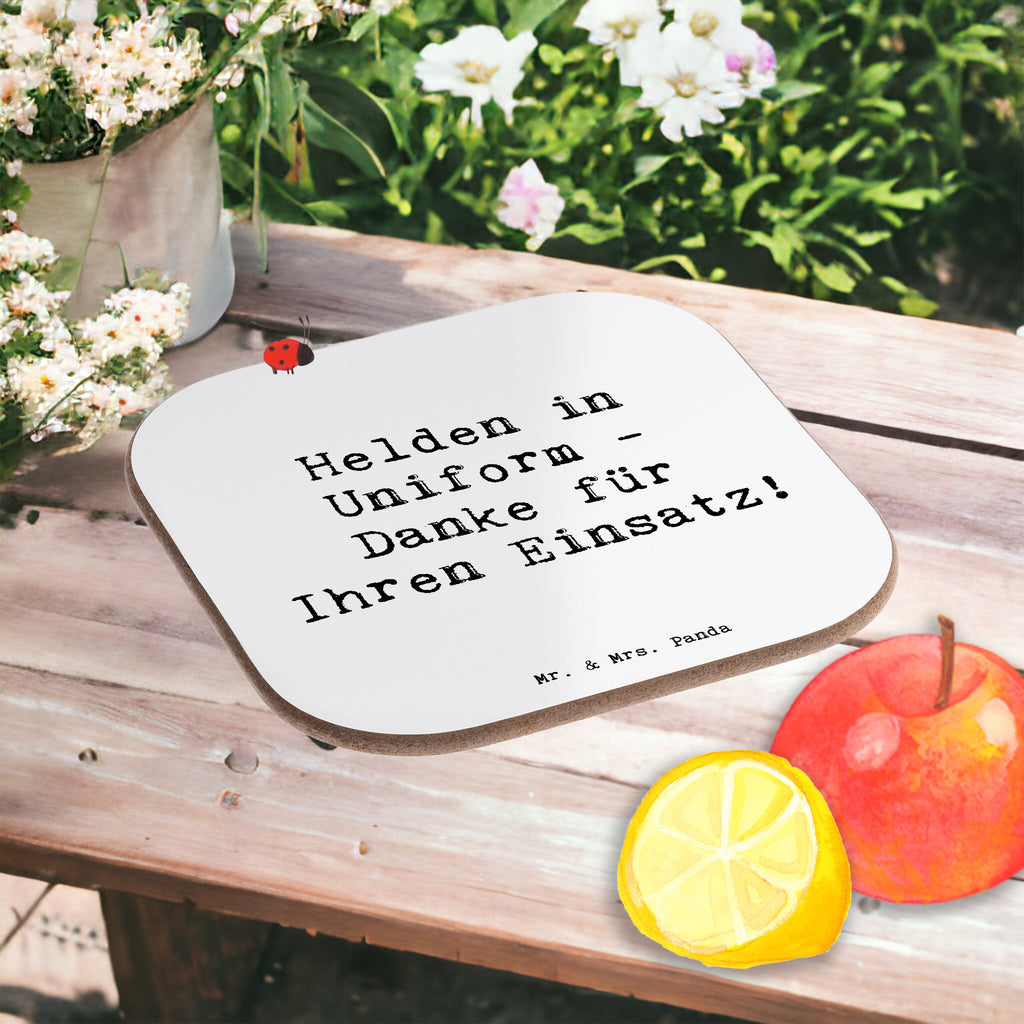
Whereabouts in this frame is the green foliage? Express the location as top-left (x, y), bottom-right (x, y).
top-left (214, 0), bottom-right (1022, 321)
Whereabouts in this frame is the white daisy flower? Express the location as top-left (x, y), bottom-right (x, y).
top-left (415, 25), bottom-right (537, 128)
top-left (632, 24), bottom-right (744, 140)
top-left (664, 0), bottom-right (746, 48)
top-left (575, 0), bottom-right (665, 87)
top-left (574, 0), bottom-right (662, 48)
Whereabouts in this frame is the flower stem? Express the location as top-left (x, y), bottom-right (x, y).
top-left (252, 64), bottom-right (272, 272)
top-left (934, 614), bottom-right (956, 710)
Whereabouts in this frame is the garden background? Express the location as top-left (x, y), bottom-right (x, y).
top-left (213, 0), bottom-right (1022, 329)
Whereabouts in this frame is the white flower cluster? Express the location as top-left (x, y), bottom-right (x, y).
top-left (413, 2), bottom-right (776, 252)
top-left (230, 0), bottom-right (324, 42)
top-left (213, 1), bottom-right (324, 96)
top-left (575, 0), bottom-right (777, 140)
top-left (212, 0), bottom-right (404, 100)
top-left (0, 3), bottom-right (204, 136)
top-left (60, 7), bottom-right (204, 131)
top-left (0, 226), bottom-right (188, 464)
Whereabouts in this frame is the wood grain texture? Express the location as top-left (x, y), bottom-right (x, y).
top-left (228, 223), bottom-right (1024, 450)
top-left (1, 662), bottom-right (1020, 1024)
top-left (1, 227), bottom-right (1022, 1024)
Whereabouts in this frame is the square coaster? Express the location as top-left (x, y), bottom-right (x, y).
top-left (127, 292), bottom-right (896, 753)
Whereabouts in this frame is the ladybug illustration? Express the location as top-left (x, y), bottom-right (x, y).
top-left (264, 316), bottom-right (315, 374)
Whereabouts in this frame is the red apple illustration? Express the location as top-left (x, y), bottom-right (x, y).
top-left (771, 617), bottom-right (1024, 903)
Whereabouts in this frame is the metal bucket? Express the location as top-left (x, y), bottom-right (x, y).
top-left (19, 97), bottom-right (234, 344)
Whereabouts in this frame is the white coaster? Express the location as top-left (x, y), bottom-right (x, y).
top-left (127, 293), bottom-right (896, 753)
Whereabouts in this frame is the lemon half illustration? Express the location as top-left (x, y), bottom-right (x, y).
top-left (618, 750), bottom-right (851, 968)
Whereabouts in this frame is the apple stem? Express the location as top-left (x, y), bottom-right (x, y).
top-left (934, 615), bottom-right (956, 710)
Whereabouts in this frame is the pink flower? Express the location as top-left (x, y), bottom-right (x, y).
top-left (756, 38), bottom-right (776, 73)
top-left (496, 159), bottom-right (564, 250)
top-left (722, 27), bottom-right (777, 97)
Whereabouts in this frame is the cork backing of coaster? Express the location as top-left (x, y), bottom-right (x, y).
top-left (126, 292), bottom-right (897, 754)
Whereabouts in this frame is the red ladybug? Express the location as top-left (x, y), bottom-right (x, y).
top-left (264, 316), bottom-right (314, 374)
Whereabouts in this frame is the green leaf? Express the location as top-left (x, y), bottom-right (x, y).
top-left (425, 209), bottom-right (446, 245)
top-left (802, 230), bottom-right (873, 274)
top-left (898, 293), bottom-right (940, 317)
top-left (505, 0), bottom-right (571, 37)
top-left (302, 71), bottom-right (400, 155)
top-left (719, 132), bottom-right (745, 162)
top-left (875, 207), bottom-right (906, 229)
top-left (266, 53), bottom-right (298, 143)
top-left (631, 253), bottom-right (702, 279)
top-left (731, 173), bottom-right (780, 222)
top-left (741, 222), bottom-right (803, 273)
top-left (938, 40), bottom-right (1008, 72)
top-left (860, 179), bottom-right (942, 210)
top-left (347, 11), bottom-right (380, 42)
top-left (218, 150), bottom-right (254, 196)
top-left (812, 261), bottom-right (857, 293)
top-left (792, 179), bottom-right (866, 230)
top-left (551, 221), bottom-right (623, 245)
top-left (260, 175), bottom-right (316, 225)
top-left (538, 44), bottom-right (565, 73)
top-left (773, 222), bottom-right (803, 271)
top-left (833, 224), bottom-right (892, 247)
top-left (857, 97), bottom-right (906, 118)
top-left (855, 63), bottom-right (899, 94)
top-left (879, 276), bottom-right (911, 295)
top-left (828, 129), bottom-right (868, 164)
top-left (762, 81), bottom-right (827, 106)
top-left (411, 0), bottom-right (448, 24)
top-left (472, 0), bottom-right (499, 23)
top-left (302, 97), bottom-right (386, 178)
top-left (957, 24), bottom-right (1007, 41)
top-left (622, 153), bottom-right (675, 193)
top-left (302, 199), bottom-right (351, 225)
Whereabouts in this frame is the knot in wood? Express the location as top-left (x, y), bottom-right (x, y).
top-left (225, 747), bottom-right (259, 774)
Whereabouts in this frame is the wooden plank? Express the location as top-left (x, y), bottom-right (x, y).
top-left (0, 663), bottom-right (1019, 1024)
top-left (227, 224), bottom-right (1024, 449)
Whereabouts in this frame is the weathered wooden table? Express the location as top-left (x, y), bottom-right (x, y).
top-left (1, 224), bottom-right (1021, 1024)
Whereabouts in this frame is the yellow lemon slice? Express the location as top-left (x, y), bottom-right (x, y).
top-left (618, 750), bottom-right (850, 968)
